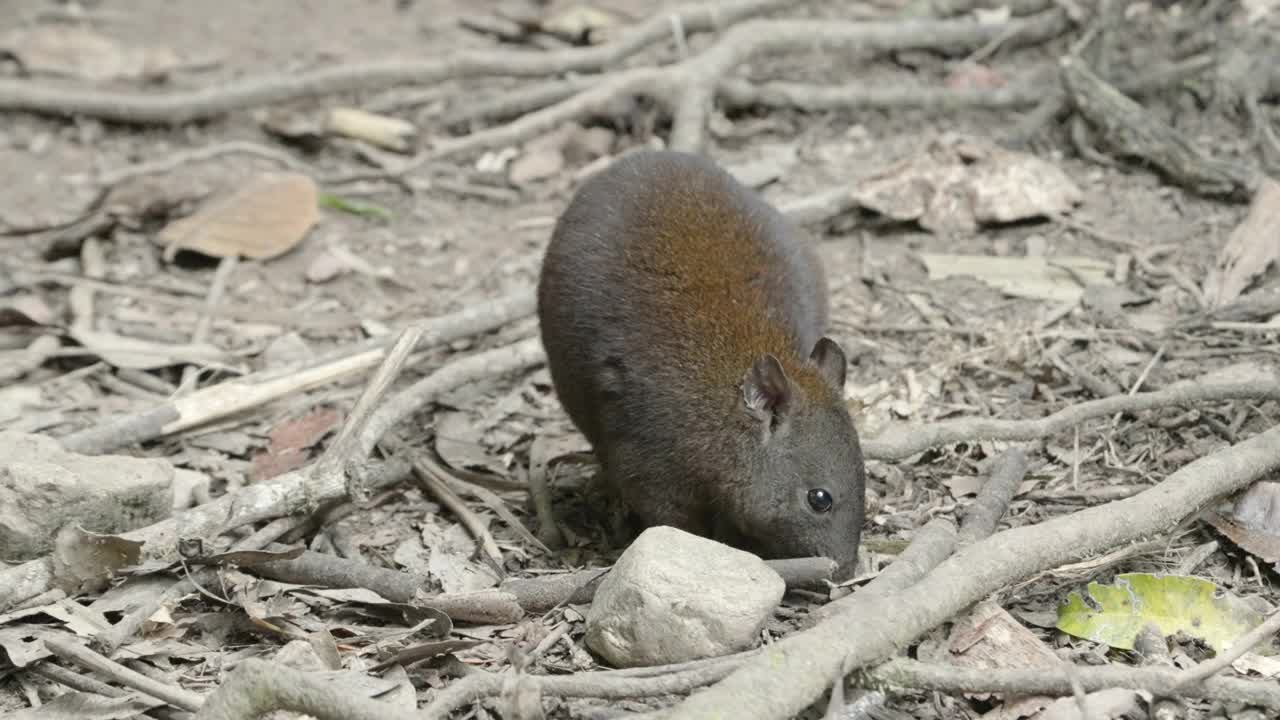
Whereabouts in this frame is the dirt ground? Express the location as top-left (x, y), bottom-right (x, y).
top-left (2, 0), bottom-right (1280, 718)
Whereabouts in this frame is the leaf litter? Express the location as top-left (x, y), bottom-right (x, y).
top-left (3, 4), bottom-right (1280, 718)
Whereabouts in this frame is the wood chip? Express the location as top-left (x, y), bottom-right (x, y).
top-left (325, 108), bottom-right (417, 153)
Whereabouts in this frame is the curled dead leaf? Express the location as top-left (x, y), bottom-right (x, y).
top-left (0, 26), bottom-right (181, 81)
top-left (1203, 177), bottom-right (1280, 308)
top-left (50, 525), bottom-right (144, 596)
top-left (156, 172), bottom-right (319, 262)
top-left (250, 407), bottom-right (342, 481)
top-left (1205, 482), bottom-right (1280, 564)
top-left (852, 134), bottom-right (1082, 235)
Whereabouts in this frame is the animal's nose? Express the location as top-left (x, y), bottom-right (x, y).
top-left (831, 555), bottom-right (859, 583)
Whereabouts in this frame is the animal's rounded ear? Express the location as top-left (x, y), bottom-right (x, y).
top-left (743, 353), bottom-right (790, 422)
top-left (809, 337), bottom-right (847, 391)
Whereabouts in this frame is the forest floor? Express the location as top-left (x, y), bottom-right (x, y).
top-left (2, 0), bottom-right (1280, 719)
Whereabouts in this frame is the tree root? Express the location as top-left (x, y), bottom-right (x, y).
top-left (418, 7), bottom-right (1073, 165)
top-left (0, 5), bottom-right (1076, 187)
top-left (185, 444), bottom-right (1280, 720)
top-left (862, 377), bottom-right (1280, 461)
top-left (859, 657), bottom-right (1280, 709)
top-left (1061, 56), bottom-right (1256, 200)
top-left (655, 420), bottom-right (1280, 719)
top-left (0, 0), bottom-right (785, 124)
top-left (42, 634), bottom-right (206, 713)
top-left (190, 655), bottom-right (742, 720)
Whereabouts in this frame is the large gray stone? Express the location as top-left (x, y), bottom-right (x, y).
top-left (0, 431), bottom-right (174, 560)
top-left (585, 525), bottom-right (785, 668)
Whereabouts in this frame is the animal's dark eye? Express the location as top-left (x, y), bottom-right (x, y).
top-left (807, 488), bottom-right (833, 513)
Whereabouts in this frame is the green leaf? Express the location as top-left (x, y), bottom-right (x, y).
top-left (1057, 573), bottom-right (1266, 654)
top-left (318, 193), bottom-right (392, 221)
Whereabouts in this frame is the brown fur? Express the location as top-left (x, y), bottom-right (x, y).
top-left (537, 149), bottom-right (866, 576)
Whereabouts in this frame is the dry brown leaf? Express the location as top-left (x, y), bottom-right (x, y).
top-left (1203, 177), bottom-right (1280, 308)
top-left (1205, 481), bottom-right (1280, 564)
top-left (1232, 481), bottom-right (1280, 532)
top-left (928, 599), bottom-right (1061, 719)
top-left (50, 525), bottom-right (144, 596)
top-left (853, 134), bottom-right (1081, 235)
top-left (250, 407), bottom-right (342, 481)
top-left (944, 599), bottom-right (1062, 669)
top-left (156, 172), bottom-right (319, 262)
top-left (0, 26), bottom-right (180, 81)
top-left (268, 406), bottom-right (343, 452)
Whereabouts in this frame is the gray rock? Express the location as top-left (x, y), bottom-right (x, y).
top-left (585, 525), bottom-right (785, 667)
top-left (0, 431), bottom-right (174, 560)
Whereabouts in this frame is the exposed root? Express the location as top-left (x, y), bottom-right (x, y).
top-left (0, 0), bottom-right (785, 124)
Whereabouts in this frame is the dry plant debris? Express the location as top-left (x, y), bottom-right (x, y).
top-left (3, 0), bottom-right (1280, 719)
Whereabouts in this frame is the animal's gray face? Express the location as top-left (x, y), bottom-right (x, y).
top-left (730, 402), bottom-right (866, 579)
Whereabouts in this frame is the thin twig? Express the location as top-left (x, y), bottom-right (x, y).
top-left (29, 661), bottom-right (135, 699)
top-left (660, 421), bottom-right (1280, 718)
top-left (392, 436), bottom-right (507, 577)
top-left (355, 337), bottom-right (545, 460)
top-left (862, 378), bottom-right (1280, 461)
top-left (99, 141), bottom-right (315, 185)
top-left (56, 289), bottom-right (535, 455)
top-left (424, 445), bottom-right (552, 556)
top-left (0, 0), bottom-right (784, 124)
top-left (667, 9), bottom-right (1070, 152)
top-left (860, 657), bottom-right (1280, 709)
top-left (1174, 609), bottom-right (1280, 687)
top-left (42, 634), bottom-right (205, 712)
top-left (177, 255), bottom-right (239, 394)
